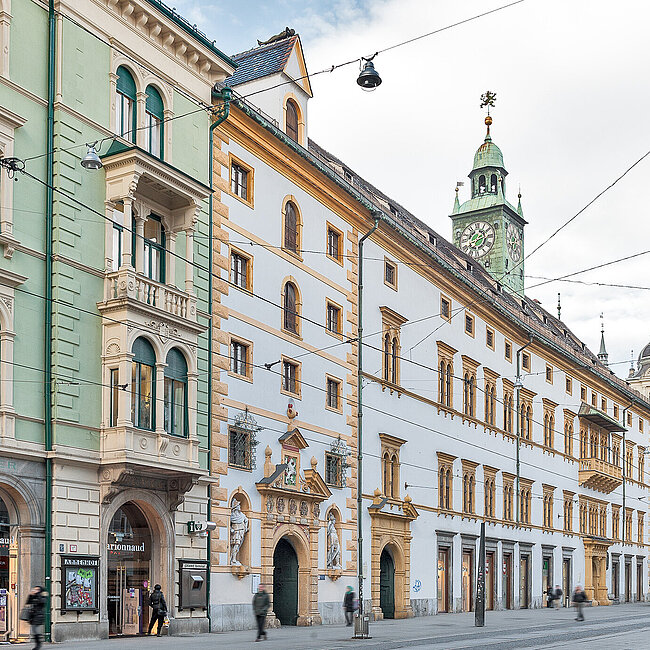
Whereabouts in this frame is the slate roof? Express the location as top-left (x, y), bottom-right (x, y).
top-left (226, 36), bottom-right (297, 87)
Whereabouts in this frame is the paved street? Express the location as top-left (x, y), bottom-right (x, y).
top-left (47, 604), bottom-right (650, 649)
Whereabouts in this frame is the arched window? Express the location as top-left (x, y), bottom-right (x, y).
top-left (116, 66), bottom-right (137, 142)
top-left (445, 469), bottom-right (451, 508)
top-left (469, 377), bottom-right (475, 417)
top-left (439, 361), bottom-right (445, 402)
top-left (283, 281), bottom-right (298, 334)
top-left (145, 85), bottom-right (164, 158)
top-left (478, 174), bottom-right (486, 194)
top-left (284, 201), bottom-right (298, 253)
top-left (383, 452), bottom-right (390, 496)
top-left (391, 337), bottom-right (398, 384)
top-left (445, 364), bottom-right (452, 407)
top-left (286, 99), bottom-right (299, 141)
top-left (131, 337), bottom-right (155, 430)
top-left (525, 405), bottom-right (532, 439)
top-left (490, 173), bottom-right (498, 192)
top-left (383, 334), bottom-right (391, 381)
top-left (164, 348), bottom-right (187, 436)
top-left (390, 454), bottom-right (399, 498)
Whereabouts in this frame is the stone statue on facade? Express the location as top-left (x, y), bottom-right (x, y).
top-left (326, 512), bottom-right (341, 570)
top-left (230, 499), bottom-right (249, 565)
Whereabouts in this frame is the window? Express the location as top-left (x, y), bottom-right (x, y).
top-left (282, 281), bottom-right (299, 335)
top-left (464, 313), bottom-right (475, 337)
top-left (543, 403), bottom-right (556, 449)
top-left (326, 376), bottom-right (341, 411)
top-left (231, 249), bottom-right (252, 291)
top-left (519, 482), bottom-right (532, 525)
top-left (486, 327), bottom-right (495, 350)
top-left (381, 307), bottom-right (406, 387)
top-left (564, 412), bottom-right (574, 456)
top-left (543, 487), bottom-right (554, 529)
top-left (116, 66), bottom-right (137, 142)
top-left (484, 473), bottom-right (496, 518)
top-left (614, 404), bottom-right (619, 419)
top-left (504, 340), bottom-right (512, 362)
top-left (380, 434), bottom-right (405, 499)
top-left (612, 505), bottom-right (620, 540)
top-left (591, 392), bottom-right (597, 407)
top-left (545, 364), bottom-right (553, 383)
top-left (522, 352), bottom-right (530, 371)
top-left (111, 204), bottom-right (125, 270)
top-left (503, 476), bottom-right (514, 522)
top-left (581, 386), bottom-right (587, 401)
top-left (281, 358), bottom-right (300, 396)
top-left (384, 259), bottom-right (397, 290)
top-left (462, 465), bottom-right (476, 515)
top-left (131, 337), bottom-right (155, 430)
top-left (230, 339), bottom-right (251, 379)
top-left (229, 426), bottom-right (253, 469)
top-left (440, 295), bottom-right (451, 321)
top-left (503, 386), bottom-right (513, 433)
top-left (627, 412), bottom-right (632, 426)
top-left (638, 449), bottom-right (645, 484)
top-left (283, 200), bottom-right (300, 254)
top-left (326, 224), bottom-right (343, 264)
top-left (638, 512), bottom-right (645, 545)
top-left (565, 376), bottom-right (572, 394)
top-left (145, 85), bottom-right (164, 158)
top-left (563, 492), bottom-right (574, 532)
top-left (163, 348), bottom-right (188, 436)
top-left (478, 174), bottom-right (486, 194)
top-left (438, 463), bottom-right (453, 510)
top-left (484, 377), bottom-right (496, 425)
top-left (463, 373), bottom-right (475, 417)
top-left (142, 215), bottom-right (165, 283)
top-left (326, 301), bottom-right (342, 336)
top-left (639, 418), bottom-right (644, 433)
top-left (286, 99), bottom-right (299, 141)
top-left (325, 453), bottom-right (344, 487)
top-left (437, 342), bottom-right (455, 409)
top-left (109, 368), bottom-right (120, 427)
top-left (490, 173), bottom-right (498, 193)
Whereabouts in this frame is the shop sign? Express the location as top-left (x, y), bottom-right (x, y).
top-left (61, 555), bottom-right (100, 613)
top-left (107, 542), bottom-right (145, 554)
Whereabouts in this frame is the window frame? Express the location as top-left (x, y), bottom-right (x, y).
top-left (565, 376), bottom-right (572, 395)
top-left (281, 356), bottom-right (301, 398)
top-left (464, 312), bottom-right (475, 338)
top-left (440, 294), bottom-right (451, 321)
top-left (384, 258), bottom-right (398, 291)
top-left (325, 452), bottom-right (344, 488)
top-left (325, 299), bottom-right (343, 338)
top-left (281, 198), bottom-right (302, 258)
top-left (325, 375), bottom-right (343, 413)
top-left (281, 280), bottom-right (301, 337)
top-left (131, 337), bottom-right (156, 431)
top-left (285, 98), bottom-right (299, 142)
top-left (545, 364), bottom-right (553, 384)
top-left (228, 153), bottom-right (254, 207)
top-left (229, 335), bottom-right (253, 382)
top-left (144, 85), bottom-right (165, 159)
top-left (230, 246), bottom-right (253, 292)
top-left (504, 339), bottom-right (512, 362)
top-left (326, 222), bottom-right (344, 265)
top-left (163, 348), bottom-right (188, 437)
top-left (228, 425), bottom-right (253, 470)
top-left (485, 326), bottom-right (495, 350)
top-left (115, 65), bottom-right (137, 143)
top-left (522, 352), bottom-right (530, 371)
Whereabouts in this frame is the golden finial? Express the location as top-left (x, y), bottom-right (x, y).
top-left (480, 91), bottom-right (496, 139)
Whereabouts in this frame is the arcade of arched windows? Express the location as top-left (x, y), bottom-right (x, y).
top-left (380, 307), bottom-right (407, 389)
top-left (379, 433), bottom-right (405, 500)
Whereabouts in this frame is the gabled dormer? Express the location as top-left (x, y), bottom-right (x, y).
top-left (226, 28), bottom-right (312, 147)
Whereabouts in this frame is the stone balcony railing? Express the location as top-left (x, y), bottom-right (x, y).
top-left (578, 457), bottom-right (623, 493)
top-left (104, 268), bottom-right (197, 322)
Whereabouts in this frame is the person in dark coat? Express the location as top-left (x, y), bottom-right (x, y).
top-left (26, 586), bottom-right (46, 650)
top-left (147, 584), bottom-right (167, 636)
top-left (572, 584), bottom-right (587, 621)
top-left (252, 583), bottom-right (270, 641)
top-left (343, 585), bottom-right (356, 626)
top-left (546, 586), bottom-right (554, 608)
top-left (553, 584), bottom-right (563, 609)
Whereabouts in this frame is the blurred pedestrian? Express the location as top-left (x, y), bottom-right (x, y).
top-left (147, 584), bottom-right (167, 636)
top-left (546, 586), bottom-right (554, 608)
top-left (343, 585), bottom-right (356, 626)
top-left (553, 584), bottom-right (563, 609)
top-left (252, 583), bottom-right (269, 642)
top-left (572, 584), bottom-right (587, 621)
top-left (25, 586), bottom-right (46, 650)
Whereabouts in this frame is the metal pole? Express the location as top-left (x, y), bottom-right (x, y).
top-left (621, 405), bottom-right (632, 544)
top-left (355, 215), bottom-right (379, 635)
top-left (515, 338), bottom-right (532, 525)
top-left (475, 522), bottom-right (486, 627)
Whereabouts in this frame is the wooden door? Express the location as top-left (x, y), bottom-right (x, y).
top-left (625, 562), bottom-right (632, 602)
top-left (437, 549), bottom-right (449, 613)
top-left (485, 552), bottom-right (495, 610)
top-left (563, 558), bottom-right (571, 606)
top-left (519, 556), bottom-right (529, 608)
top-left (379, 549), bottom-right (395, 619)
top-left (611, 560), bottom-right (619, 600)
top-left (121, 588), bottom-right (140, 636)
top-left (462, 551), bottom-right (473, 612)
top-left (503, 554), bottom-right (512, 609)
top-left (273, 539), bottom-right (298, 626)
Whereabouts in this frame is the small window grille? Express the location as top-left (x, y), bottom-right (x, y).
top-left (228, 408), bottom-right (261, 470)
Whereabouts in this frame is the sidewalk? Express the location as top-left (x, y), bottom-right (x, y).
top-left (49, 603), bottom-right (650, 649)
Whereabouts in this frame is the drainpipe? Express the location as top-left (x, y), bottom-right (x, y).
top-left (621, 404), bottom-right (632, 544)
top-left (44, 0), bottom-right (56, 641)
top-left (514, 337), bottom-right (533, 526)
top-left (205, 86), bottom-right (231, 630)
top-left (356, 214), bottom-right (379, 622)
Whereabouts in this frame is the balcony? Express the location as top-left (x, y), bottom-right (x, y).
top-left (578, 457), bottom-right (622, 493)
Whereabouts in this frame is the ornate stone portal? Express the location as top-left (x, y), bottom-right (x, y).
top-left (583, 537), bottom-right (611, 605)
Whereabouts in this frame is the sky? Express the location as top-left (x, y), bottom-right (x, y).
top-left (173, 0), bottom-right (650, 380)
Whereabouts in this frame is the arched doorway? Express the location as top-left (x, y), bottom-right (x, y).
top-left (107, 503), bottom-right (153, 636)
top-left (273, 539), bottom-right (298, 626)
top-left (379, 548), bottom-right (395, 619)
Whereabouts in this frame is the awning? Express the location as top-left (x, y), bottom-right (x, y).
top-left (578, 403), bottom-right (626, 433)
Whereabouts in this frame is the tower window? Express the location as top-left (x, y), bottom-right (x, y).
top-left (490, 174), bottom-right (497, 192)
top-left (286, 99), bottom-right (299, 141)
top-left (478, 175), bottom-right (486, 194)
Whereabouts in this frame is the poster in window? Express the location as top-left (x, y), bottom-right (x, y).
top-left (61, 555), bottom-right (99, 612)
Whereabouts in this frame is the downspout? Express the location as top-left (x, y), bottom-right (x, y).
top-left (356, 214), bottom-right (379, 621)
top-left (44, 0), bottom-right (56, 641)
top-left (621, 404), bottom-right (632, 544)
top-left (514, 337), bottom-right (533, 526)
top-left (205, 86), bottom-right (231, 630)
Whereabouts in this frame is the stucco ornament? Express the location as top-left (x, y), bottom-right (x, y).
top-left (326, 512), bottom-right (341, 570)
top-left (229, 499), bottom-right (249, 565)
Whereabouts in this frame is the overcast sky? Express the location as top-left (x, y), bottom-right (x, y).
top-left (175, 0), bottom-right (650, 379)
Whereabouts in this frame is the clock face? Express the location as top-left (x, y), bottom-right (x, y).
top-left (460, 221), bottom-right (495, 259)
top-left (506, 223), bottom-right (522, 262)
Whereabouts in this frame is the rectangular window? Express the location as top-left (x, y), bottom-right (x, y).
top-left (229, 155), bottom-right (254, 206)
top-left (565, 376), bottom-right (572, 394)
top-left (326, 301), bottom-right (342, 336)
top-left (231, 249), bottom-right (251, 290)
top-left (614, 404), bottom-right (619, 419)
top-left (486, 327), bottom-right (494, 350)
top-left (465, 313), bottom-right (475, 336)
top-left (325, 452), bottom-right (343, 487)
top-left (111, 206), bottom-right (125, 271)
top-left (110, 368), bottom-right (119, 427)
top-left (505, 340), bottom-right (512, 362)
top-left (384, 259), bottom-right (397, 289)
top-left (546, 364), bottom-right (553, 383)
top-left (145, 111), bottom-right (162, 158)
top-left (601, 397), bottom-right (607, 412)
top-left (282, 359), bottom-right (299, 396)
top-left (142, 216), bottom-right (165, 283)
top-left (228, 426), bottom-right (252, 469)
top-left (591, 392), bottom-right (597, 407)
top-left (640, 418), bottom-right (644, 432)
top-left (326, 224), bottom-right (343, 264)
top-left (627, 412), bottom-right (632, 426)
top-left (440, 295), bottom-right (451, 321)
top-left (581, 386), bottom-right (587, 401)
top-left (522, 352), bottom-right (530, 371)
top-left (326, 377), bottom-right (341, 411)
top-left (116, 91), bottom-right (134, 140)
top-left (230, 340), bottom-right (250, 378)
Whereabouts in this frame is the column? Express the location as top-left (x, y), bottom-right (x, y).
top-left (104, 201), bottom-right (114, 275)
top-left (166, 231), bottom-right (177, 287)
top-left (155, 362), bottom-right (166, 435)
top-left (117, 355), bottom-right (132, 427)
top-left (187, 369), bottom-right (197, 440)
top-left (136, 91), bottom-right (147, 149)
top-left (121, 198), bottom-right (133, 269)
top-left (185, 227), bottom-right (194, 295)
top-left (134, 214), bottom-right (146, 275)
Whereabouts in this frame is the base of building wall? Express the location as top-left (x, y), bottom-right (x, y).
top-left (171, 616), bottom-right (209, 636)
top-left (209, 603), bottom-right (256, 632)
top-left (411, 598), bottom-right (436, 617)
top-left (52, 621), bottom-right (108, 642)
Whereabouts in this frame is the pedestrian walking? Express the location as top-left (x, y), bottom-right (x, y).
top-left (147, 584), bottom-right (167, 636)
top-left (553, 584), bottom-right (563, 609)
top-left (24, 586), bottom-right (46, 650)
top-left (252, 583), bottom-right (269, 642)
top-left (343, 585), bottom-right (356, 626)
top-left (572, 584), bottom-right (587, 621)
top-left (546, 586), bottom-right (554, 608)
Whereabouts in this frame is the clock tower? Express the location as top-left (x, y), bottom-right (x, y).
top-left (450, 100), bottom-right (527, 296)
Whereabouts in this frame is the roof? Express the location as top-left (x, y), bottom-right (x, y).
top-left (456, 193), bottom-right (521, 216)
top-left (578, 403), bottom-right (626, 432)
top-left (226, 36), bottom-right (298, 87)
top-left (473, 136), bottom-right (505, 170)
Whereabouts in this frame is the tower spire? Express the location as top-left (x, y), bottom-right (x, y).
top-left (597, 313), bottom-right (608, 366)
top-left (557, 293), bottom-right (561, 321)
top-left (629, 350), bottom-right (635, 377)
top-left (480, 90), bottom-right (496, 142)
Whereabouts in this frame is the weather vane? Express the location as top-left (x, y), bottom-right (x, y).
top-left (480, 90), bottom-right (497, 114)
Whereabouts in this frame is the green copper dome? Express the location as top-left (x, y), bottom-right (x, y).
top-left (473, 137), bottom-right (505, 170)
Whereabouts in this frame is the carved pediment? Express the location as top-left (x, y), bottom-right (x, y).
top-left (278, 428), bottom-right (308, 450)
